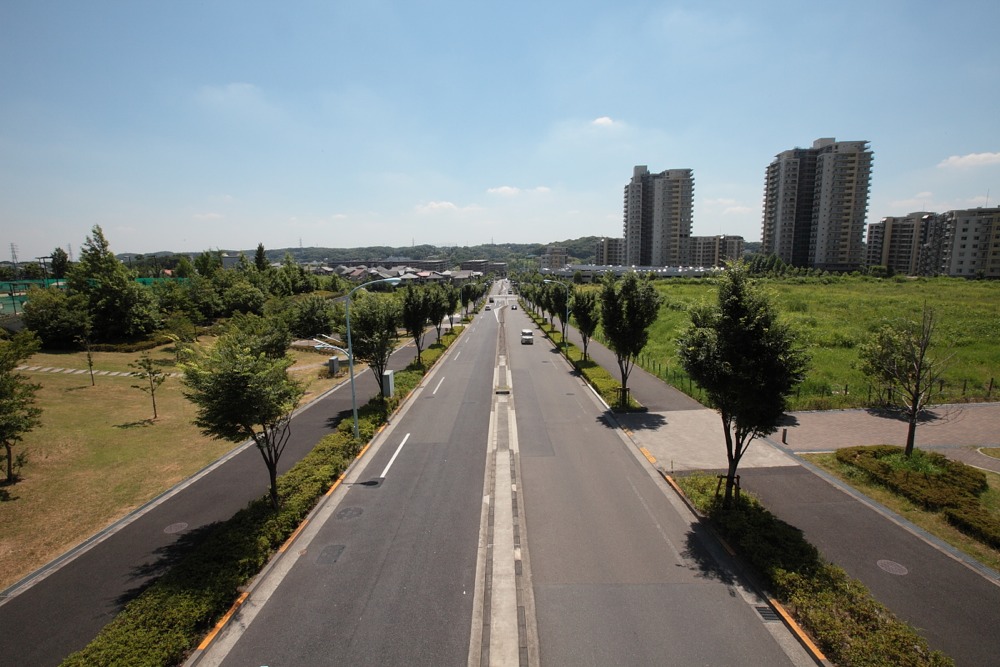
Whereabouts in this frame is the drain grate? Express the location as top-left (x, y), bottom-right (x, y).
top-left (755, 605), bottom-right (780, 622)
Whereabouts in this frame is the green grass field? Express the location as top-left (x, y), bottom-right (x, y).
top-left (611, 276), bottom-right (1000, 410)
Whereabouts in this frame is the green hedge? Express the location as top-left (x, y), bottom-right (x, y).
top-left (835, 445), bottom-right (998, 548)
top-left (61, 326), bottom-right (465, 666)
top-left (675, 473), bottom-right (953, 667)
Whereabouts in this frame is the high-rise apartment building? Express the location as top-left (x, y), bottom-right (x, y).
top-left (689, 235), bottom-right (745, 267)
top-left (595, 237), bottom-right (626, 266)
top-left (941, 207), bottom-right (1000, 278)
top-left (865, 212), bottom-right (935, 275)
top-left (539, 246), bottom-right (569, 270)
top-left (623, 166), bottom-right (694, 267)
top-left (761, 138), bottom-right (873, 271)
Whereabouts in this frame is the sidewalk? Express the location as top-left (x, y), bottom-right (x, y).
top-left (558, 322), bottom-right (1000, 667)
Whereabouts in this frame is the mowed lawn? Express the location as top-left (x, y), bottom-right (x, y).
top-left (631, 276), bottom-right (1000, 410)
top-left (0, 342), bottom-right (346, 591)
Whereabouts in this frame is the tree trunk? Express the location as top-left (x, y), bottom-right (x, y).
top-left (721, 416), bottom-right (736, 508)
top-left (4, 443), bottom-right (11, 482)
top-left (905, 414), bottom-right (918, 457)
top-left (268, 464), bottom-right (279, 510)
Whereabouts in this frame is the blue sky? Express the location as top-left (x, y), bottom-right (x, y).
top-left (3, 1), bottom-right (999, 260)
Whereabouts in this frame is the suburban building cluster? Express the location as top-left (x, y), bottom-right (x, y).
top-left (326, 258), bottom-right (507, 283)
top-left (579, 138), bottom-right (998, 278)
top-left (866, 208), bottom-right (1000, 278)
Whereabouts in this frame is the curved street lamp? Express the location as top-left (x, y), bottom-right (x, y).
top-left (543, 279), bottom-right (570, 349)
top-left (345, 277), bottom-right (401, 440)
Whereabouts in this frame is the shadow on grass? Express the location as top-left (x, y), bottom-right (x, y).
top-left (115, 522), bottom-right (221, 608)
top-left (114, 419), bottom-right (155, 429)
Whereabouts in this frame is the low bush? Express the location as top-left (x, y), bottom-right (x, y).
top-left (943, 502), bottom-right (1000, 550)
top-left (835, 445), bottom-right (987, 511)
top-left (675, 473), bottom-right (953, 667)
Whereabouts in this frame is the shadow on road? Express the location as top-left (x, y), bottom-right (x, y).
top-left (612, 411), bottom-right (667, 432)
top-left (116, 522), bottom-right (221, 608)
top-left (683, 523), bottom-right (737, 586)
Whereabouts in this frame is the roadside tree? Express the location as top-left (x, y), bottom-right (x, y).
top-left (444, 284), bottom-right (460, 329)
top-left (599, 272), bottom-right (662, 409)
top-left (350, 292), bottom-right (402, 398)
top-left (402, 284), bottom-right (432, 363)
top-left (678, 263), bottom-right (808, 507)
top-left (182, 321), bottom-right (304, 509)
top-left (858, 306), bottom-right (950, 457)
top-left (0, 332), bottom-right (42, 483)
top-left (571, 289), bottom-right (600, 360)
top-left (427, 286), bottom-right (450, 341)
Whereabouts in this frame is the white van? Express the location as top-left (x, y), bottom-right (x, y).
top-left (520, 329), bottom-right (533, 345)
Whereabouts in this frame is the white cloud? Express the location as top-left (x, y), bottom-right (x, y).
top-left (937, 152), bottom-right (1000, 169)
top-left (414, 201), bottom-right (482, 215)
top-left (487, 185), bottom-right (551, 196)
top-left (193, 212), bottom-right (224, 220)
top-left (592, 116), bottom-right (617, 127)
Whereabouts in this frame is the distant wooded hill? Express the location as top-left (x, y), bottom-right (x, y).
top-left (121, 236), bottom-right (605, 267)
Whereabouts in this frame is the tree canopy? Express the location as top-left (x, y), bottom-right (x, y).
top-left (348, 291), bottom-right (402, 398)
top-left (678, 263), bottom-right (808, 506)
top-left (858, 306), bottom-right (950, 457)
top-left (570, 289), bottom-right (600, 360)
top-left (0, 332), bottom-right (43, 483)
top-left (599, 272), bottom-right (662, 408)
top-left (182, 321), bottom-right (303, 509)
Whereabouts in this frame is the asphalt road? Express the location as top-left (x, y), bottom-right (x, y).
top-left (0, 337), bottom-right (426, 666)
top-left (504, 306), bottom-right (807, 666)
top-left (199, 283), bottom-right (813, 666)
top-left (207, 303), bottom-right (499, 666)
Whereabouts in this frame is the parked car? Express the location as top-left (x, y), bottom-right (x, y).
top-left (520, 329), bottom-right (533, 345)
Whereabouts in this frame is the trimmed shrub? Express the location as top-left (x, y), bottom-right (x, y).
top-left (835, 445), bottom-right (987, 510)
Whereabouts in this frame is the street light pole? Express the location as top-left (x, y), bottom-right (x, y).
top-left (345, 277), bottom-right (401, 440)
top-left (543, 279), bottom-right (570, 349)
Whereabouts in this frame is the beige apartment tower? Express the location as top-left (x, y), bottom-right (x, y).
top-left (623, 166), bottom-right (694, 267)
top-left (761, 138), bottom-right (873, 271)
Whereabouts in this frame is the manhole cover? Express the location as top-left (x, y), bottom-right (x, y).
top-left (336, 507), bottom-right (363, 520)
top-left (877, 559), bottom-right (908, 575)
top-left (164, 522), bottom-right (188, 534)
top-left (317, 544), bottom-right (345, 565)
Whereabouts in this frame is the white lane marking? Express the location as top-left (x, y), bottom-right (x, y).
top-left (454, 351), bottom-right (462, 360)
top-left (380, 433), bottom-right (411, 479)
top-left (433, 377), bottom-right (445, 394)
